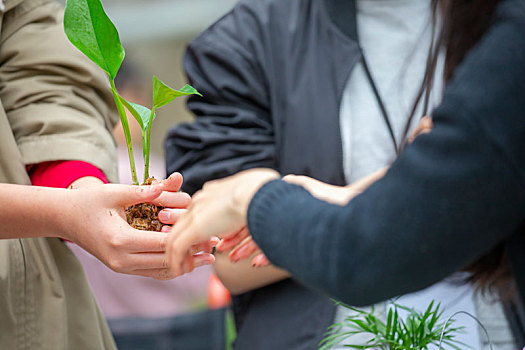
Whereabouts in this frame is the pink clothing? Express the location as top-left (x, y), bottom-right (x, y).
top-left (29, 160), bottom-right (108, 187)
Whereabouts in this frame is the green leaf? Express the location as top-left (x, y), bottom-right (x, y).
top-left (64, 0), bottom-right (124, 79)
top-left (152, 76), bottom-right (201, 109)
top-left (119, 96), bottom-right (154, 133)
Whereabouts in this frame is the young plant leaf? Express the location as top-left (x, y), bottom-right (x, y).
top-left (64, 0), bottom-right (125, 79)
top-left (152, 76), bottom-right (201, 110)
top-left (119, 96), bottom-right (154, 134)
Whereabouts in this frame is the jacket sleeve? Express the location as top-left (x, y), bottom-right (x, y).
top-left (165, 10), bottom-right (274, 194)
top-left (0, 0), bottom-right (119, 182)
top-left (247, 0), bottom-right (525, 306)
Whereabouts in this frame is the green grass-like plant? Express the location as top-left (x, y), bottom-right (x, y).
top-left (63, 0), bottom-right (201, 184)
top-left (320, 300), bottom-right (467, 350)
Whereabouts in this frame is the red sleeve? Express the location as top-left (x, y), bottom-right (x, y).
top-left (29, 160), bottom-right (109, 188)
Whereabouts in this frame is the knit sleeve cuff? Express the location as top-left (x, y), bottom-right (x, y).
top-left (247, 179), bottom-right (306, 244)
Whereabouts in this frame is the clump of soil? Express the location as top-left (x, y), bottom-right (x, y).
top-left (126, 178), bottom-right (163, 231)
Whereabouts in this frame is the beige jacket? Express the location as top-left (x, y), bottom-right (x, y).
top-left (0, 0), bottom-right (119, 348)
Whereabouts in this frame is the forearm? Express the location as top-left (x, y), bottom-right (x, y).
top-left (0, 184), bottom-right (71, 239)
top-left (214, 251), bottom-right (289, 295)
top-left (248, 112), bottom-right (524, 306)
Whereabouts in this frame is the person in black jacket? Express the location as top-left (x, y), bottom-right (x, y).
top-left (165, 0), bottom-right (525, 345)
top-left (164, 0), bottom-right (498, 347)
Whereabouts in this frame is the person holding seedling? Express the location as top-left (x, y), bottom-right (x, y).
top-left (165, 0), bottom-right (524, 348)
top-left (0, 0), bottom-right (209, 349)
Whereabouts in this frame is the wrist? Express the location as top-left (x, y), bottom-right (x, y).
top-left (37, 187), bottom-right (77, 240)
top-left (68, 176), bottom-right (105, 189)
top-left (232, 169), bottom-right (280, 219)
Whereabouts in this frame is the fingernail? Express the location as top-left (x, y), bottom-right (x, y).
top-left (216, 240), bottom-right (226, 251)
top-left (229, 250), bottom-right (242, 263)
top-left (251, 254), bottom-right (268, 267)
top-left (158, 210), bottom-right (170, 221)
top-left (232, 243), bottom-right (250, 259)
top-left (252, 255), bottom-right (262, 267)
top-left (195, 254), bottom-right (215, 267)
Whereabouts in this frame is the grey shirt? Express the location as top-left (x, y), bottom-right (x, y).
top-left (337, 0), bottom-right (481, 348)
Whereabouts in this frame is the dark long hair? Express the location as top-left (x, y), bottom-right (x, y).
top-left (404, 0), bottom-right (512, 294)
top-left (439, 0), bottom-right (514, 295)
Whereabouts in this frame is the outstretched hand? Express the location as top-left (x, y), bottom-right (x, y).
top-left (166, 169), bottom-right (280, 277)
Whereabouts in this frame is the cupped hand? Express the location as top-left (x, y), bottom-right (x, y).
top-left (216, 227), bottom-right (270, 267)
top-left (166, 168), bottom-right (280, 277)
top-left (63, 175), bottom-right (213, 280)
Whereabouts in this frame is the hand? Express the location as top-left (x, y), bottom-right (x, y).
top-left (166, 168), bottom-right (280, 277)
top-left (216, 227), bottom-right (270, 267)
top-left (281, 176), bottom-right (359, 205)
top-left (226, 167), bottom-right (389, 266)
top-left (63, 173), bottom-right (213, 280)
top-left (282, 166), bottom-right (388, 206)
top-left (407, 115), bottom-right (433, 143)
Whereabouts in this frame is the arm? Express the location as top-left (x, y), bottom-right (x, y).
top-left (247, 7), bottom-right (525, 306)
top-left (214, 252), bottom-right (289, 295)
top-left (0, 1), bottom-right (211, 278)
top-left (167, 3), bottom-right (525, 304)
top-left (0, 178), bottom-right (213, 280)
top-left (0, 183), bottom-right (155, 240)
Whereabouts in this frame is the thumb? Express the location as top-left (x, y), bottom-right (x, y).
top-left (110, 184), bottom-right (163, 207)
top-left (159, 172), bottom-right (184, 192)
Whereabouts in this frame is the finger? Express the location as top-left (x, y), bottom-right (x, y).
top-left (251, 253), bottom-right (271, 267)
top-left (417, 128), bottom-right (432, 136)
top-left (183, 251), bottom-right (194, 274)
top-left (126, 252), bottom-right (168, 270)
top-left (157, 172), bottom-right (184, 192)
top-left (129, 268), bottom-right (174, 280)
top-left (158, 208), bottom-right (187, 224)
top-left (282, 174), bottom-right (308, 185)
top-left (229, 237), bottom-right (260, 262)
top-left (408, 116), bottom-right (434, 143)
top-left (192, 238), bottom-right (219, 254)
top-left (124, 230), bottom-right (168, 253)
top-left (149, 192), bottom-right (191, 209)
top-left (167, 228), bottom-right (194, 277)
top-left (420, 115), bottom-right (433, 129)
top-left (110, 184), bottom-right (163, 207)
top-left (216, 227), bottom-right (250, 252)
top-left (176, 252), bottom-right (215, 277)
top-left (161, 225), bottom-right (172, 233)
top-left (193, 252), bottom-right (215, 267)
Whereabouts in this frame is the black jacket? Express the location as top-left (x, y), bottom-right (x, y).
top-left (165, 0), bottom-right (363, 348)
top-left (245, 0), bottom-right (525, 343)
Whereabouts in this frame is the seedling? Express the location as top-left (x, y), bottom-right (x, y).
top-left (63, 0), bottom-right (201, 185)
top-left (63, 0), bottom-right (200, 231)
top-left (320, 300), bottom-right (467, 350)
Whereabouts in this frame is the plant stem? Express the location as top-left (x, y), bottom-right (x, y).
top-left (110, 78), bottom-right (138, 185)
top-left (143, 109), bottom-right (155, 182)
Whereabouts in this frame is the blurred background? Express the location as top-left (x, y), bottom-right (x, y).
top-left (57, 1), bottom-right (238, 349)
